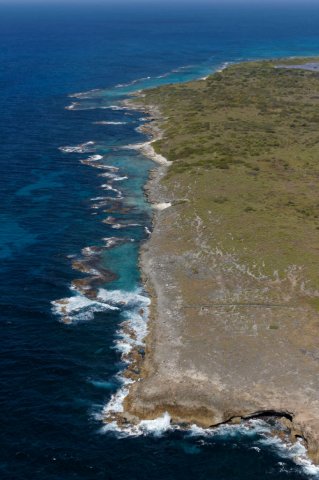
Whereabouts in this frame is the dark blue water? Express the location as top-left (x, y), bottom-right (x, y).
top-left (1, 2), bottom-right (319, 478)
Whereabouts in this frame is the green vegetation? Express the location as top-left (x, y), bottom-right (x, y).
top-left (138, 58), bottom-right (319, 295)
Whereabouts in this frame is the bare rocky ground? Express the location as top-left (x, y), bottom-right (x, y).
top-left (123, 167), bottom-right (319, 463)
top-left (119, 61), bottom-right (319, 462)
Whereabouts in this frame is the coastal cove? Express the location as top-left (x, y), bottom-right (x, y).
top-left (4, 3), bottom-right (319, 479)
top-left (106, 59), bottom-right (319, 472)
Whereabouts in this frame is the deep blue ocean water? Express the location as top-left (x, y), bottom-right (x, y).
top-left (2, 2), bottom-right (319, 478)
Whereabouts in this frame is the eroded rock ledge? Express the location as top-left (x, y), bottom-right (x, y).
top-left (121, 58), bottom-right (319, 463)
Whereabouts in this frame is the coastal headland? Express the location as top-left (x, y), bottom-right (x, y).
top-left (117, 59), bottom-right (319, 462)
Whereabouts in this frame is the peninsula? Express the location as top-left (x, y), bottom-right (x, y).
top-left (122, 59), bottom-right (319, 461)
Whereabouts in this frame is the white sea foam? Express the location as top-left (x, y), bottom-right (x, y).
top-left (186, 419), bottom-right (319, 476)
top-left (113, 175), bottom-right (128, 182)
top-left (69, 88), bottom-right (102, 99)
top-left (103, 105), bottom-right (130, 111)
top-left (109, 223), bottom-right (122, 229)
top-left (115, 340), bottom-right (134, 355)
top-left (97, 288), bottom-right (150, 309)
top-left (111, 223), bottom-right (141, 230)
top-left (100, 410), bottom-right (172, 438)
top-left (96, 288), bottom-right (151, 428)
top-left (101, 397), bottom-right (172, 437)
top-left (115, 76), bottom-right (151, 89)
top-left (81, 246), bottom-right (100, 256)
top-left (91, 196), bottom-right (107, 201)
top-left (172, 64), bottom-right (194, 73)
top-left (93, 121), bottom-right (128, 125)
top-left (217, 61), bottom-right (231, 73)
top-left (63, 69), bottom-right (319, 477)
top-left (139, 413), bottom-right (172, 435)
top-left (99, 172), bottom-right (128, 182)
top-left (120, 312), bottom-right (147, 347)
top-left (101, 184), bottom-right (122, 197)
top-left (99, 288), bottom-right (150, 356)
top-left (100, 400), bottom-right (319, 475)
top-left (156, 72), bottom-right (171, 79)
top-left (102, 378), bottom-right (134, 415)
top-left (85, 154), bottom-right (103, 161)
top-left (102, 237), bottom-right (123, 248)
top-left (59, 141), bottom-right (95, 154)
top-left (65, 102), bottom-right (79, 110)
top-left (188, 419), bottom-right (271, 440)
top-left (66, 103), bottom-right (107, 111)
top-left (51, 291), bottom-right (119, 323)
top-left (258, 435), bottom-right (319, 476)
top-left (103, 215), bottom-right (116, 225)
top-left (91, 200), bottom-right (111, 210)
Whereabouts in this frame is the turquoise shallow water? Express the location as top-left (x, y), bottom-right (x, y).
top-left (2, 2), bottom-right (319, 478)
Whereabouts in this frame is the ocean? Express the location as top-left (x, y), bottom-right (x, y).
top-left (1, 2), bottom-right (319, 478)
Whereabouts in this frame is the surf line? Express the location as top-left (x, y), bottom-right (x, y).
top-left (57, 76), bottom-right (319, 478)
top-left (53, 89), bottom-right (156, 429)
top-left (96, 91), bottom-right (319, 479)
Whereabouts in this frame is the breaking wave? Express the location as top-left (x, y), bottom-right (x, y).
top-left (59, 141), bottom-right (95, 154)
top-left (51, 289), bottom-right (119, 324)
top-left (93, 121), bottom-right (128, 125)
top-left (54, 59), bottom-right (319, 478)
top-left (69, 88), bottom-right (102, 99)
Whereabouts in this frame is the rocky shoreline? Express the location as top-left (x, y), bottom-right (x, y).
top-left (109, 64), bottom-right (319, 468)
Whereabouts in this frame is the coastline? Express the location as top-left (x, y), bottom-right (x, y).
top-left (105, 61), bottom-right (319, 471)
top-left (100, 99), bottom-right (173, 429)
